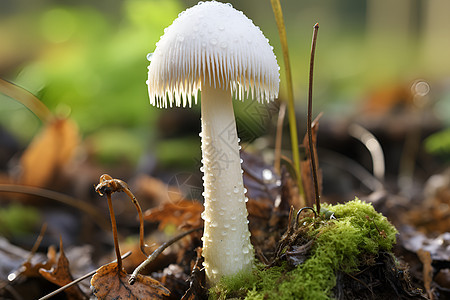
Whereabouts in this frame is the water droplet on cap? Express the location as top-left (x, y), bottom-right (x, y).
top-left (146, 53), bottom-right (153, 61)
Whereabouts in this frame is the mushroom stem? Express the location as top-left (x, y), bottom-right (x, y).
top-left (200, 80), bottom-right (253, 285)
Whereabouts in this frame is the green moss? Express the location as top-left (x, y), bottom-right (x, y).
top-left (211, 198), bottom-right (398, 300)
top-left (0, 204), bottom-right (41, 237)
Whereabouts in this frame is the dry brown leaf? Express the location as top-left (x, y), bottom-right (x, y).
top-left (134, 174), bottom-right (184, 206)
top-left (39, 238), bottom-right (87, 300)
top-left (247, 197), bottom-right (272, 220)
top-left (144, 200), bottom-right (203, 230)
top-left (19, 117), bottom-right (79, 188)
top-left (361, 83), bottom-right (412, 116)
top-left (21, 245), bottom-right (56, 278)
top-left (90, 262), bottom-right (170, 300)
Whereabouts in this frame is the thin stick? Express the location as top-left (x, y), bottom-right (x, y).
top-left (0, 184), bottom-right (110, 232)
top-left (270, 0), bottom-right (305, 203)
top-left (307, 23), bottom-right (321, 214)
top-left (27, 223), bottom-right (48, 261)
top-left (274, 101), bottom-right (286, 175)
top-left (129, 226), bottom-right (203, 285)
top-left (38, 251), bottom-right (131, 300)
top-left (0, 79), bottom-right (52, 124)
top-left (2, 223), bottom-right (49, 287)
top-left (106, 193), bottom-right (122, 271)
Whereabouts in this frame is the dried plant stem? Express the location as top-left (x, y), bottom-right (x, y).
top-left (28, 223), bottom-right (48, 260)
top-left (0, 79), bottom-right (52, 123)
top-left (129, 226), bottom-right (203, 285)
top-left (270, 0), bottom-right (305, 203)
top-left (2, 223), bottom-right (48, 288)
top-left (121, 187), bottom-right (147, 256)
top-left (307, 23), bottom-right (321, 214)
top-left (0, 184), bottom-right (110, 232)
top-left (95, 174), bottom-right (148, 257)
top-left (106, 193), bottom-right (122, 271)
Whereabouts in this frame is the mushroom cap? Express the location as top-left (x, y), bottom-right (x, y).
top-left (147, 1), bottom-right (280, 108)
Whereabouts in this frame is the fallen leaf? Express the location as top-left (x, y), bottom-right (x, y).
top-left (361, 83), bottom-right (412, 116)
top-left (39, 238), bottom-right (87, 300)
top-left (134, 174), bottom-right (185, 207)
top-left (247, 197), bottom-right (272, 220)
top-left (90, 262), bottom-right (170, 299)
top-left (21, 245), bottom-right (56, 278)
top-left (19, 117), bottom-right (79, 188)
top-left (144, 200), bottom-right (203, 230)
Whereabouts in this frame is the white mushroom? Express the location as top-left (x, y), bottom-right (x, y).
top-left (146, 1), bottom-right (279, 285)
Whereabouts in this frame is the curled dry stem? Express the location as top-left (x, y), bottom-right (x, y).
top-left (295, 207), bottom-right (317, 230)
top-left (95, 174), bottom-right (148, 256)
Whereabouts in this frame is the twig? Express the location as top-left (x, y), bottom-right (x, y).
top-left (1, 223), bottom-right (48, 288)
top-left (38, 251), bottom-right (131, 300)
top-left (307, 23), bottom-right (321, 214)
top-left (0, 79), bottom-right (52, 124)
top-left (0, 184), bottom-right (110, 232)
top-left (129, 226), bottom-right (203, 285)
top-left (27, 223), bottom-right (48, 261)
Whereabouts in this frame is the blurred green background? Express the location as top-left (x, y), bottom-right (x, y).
top-left (1, 0), bottom-right (449, 169)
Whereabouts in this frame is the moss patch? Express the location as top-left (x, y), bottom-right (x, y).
top-left (210, 198), bottom-right (398, 300)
